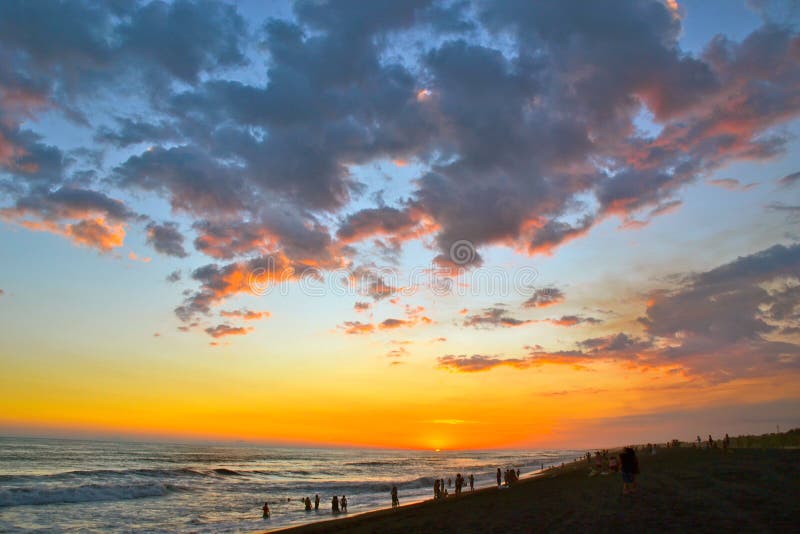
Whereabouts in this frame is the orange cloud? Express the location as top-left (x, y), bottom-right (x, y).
top-left (220, 309), bottom-right (271, 321)
top-left (204, 324), bottom-right (254, 338)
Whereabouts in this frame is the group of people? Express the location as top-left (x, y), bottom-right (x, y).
top-left (498, 467), bottom-right (520, 486)
top-left (696, 433), bottom-right (731, 451)
top-left (331, 494), bottom-right (348, 513)
top-left (586, 447), bottom-right (639, 494)
top-left (433, 473), bottom-right (475, 499)
top-left (261, 493), bottom-right (347, 519)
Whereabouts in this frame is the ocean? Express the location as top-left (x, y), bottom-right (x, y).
top-left (0, 436), bottom-right (582, 532)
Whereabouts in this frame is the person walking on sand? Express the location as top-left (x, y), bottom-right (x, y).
top-left (332, 495), bottom-right (339, 514)
top-left (314, 494), bottom-right (319, 511)
top-left (341, 495), bottom-right (347, 512)
top-left (469, 474), bottom-right (474, 492)
top-left (262, 502), bottom-right (270, 518)
top-left (391, 486), bottom-right (399, 508)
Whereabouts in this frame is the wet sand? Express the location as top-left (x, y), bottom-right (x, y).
top-left (271, 447), bottom-right (799, 533)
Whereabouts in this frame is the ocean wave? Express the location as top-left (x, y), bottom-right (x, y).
top-left (0, 467), bottom-right (206, 483)
top-left (0, 482), bottom-right (186, 507)
top-left (212, 468), bottom-right (242, 476)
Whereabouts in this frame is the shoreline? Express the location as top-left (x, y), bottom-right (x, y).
top-left (263, 463), bottom-right (562, 533)
top-left (266, 446), bottom-right (800, 533)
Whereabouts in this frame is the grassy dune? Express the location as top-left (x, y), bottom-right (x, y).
top-left (275, 446), bottom-right (799, 533)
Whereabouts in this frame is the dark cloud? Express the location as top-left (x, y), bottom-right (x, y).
top-left (463, 307), bottom-right (532, 328)
top-left (204, 324), bottom-right (253, 339)
top-left (522, 287), bottom-right (565, 308)
top-left (146, 222), bottom-right (188, 258)
top-left (779, 171), bottom-right (800, 187)
top-left (442, 243), bottom-right (800, 380)
top-left (166, 270), bottom-right (182, 283)
top-left (545, 315), bottom-right (603, 327)
top-left (2, 0), bottom-right (800, 339)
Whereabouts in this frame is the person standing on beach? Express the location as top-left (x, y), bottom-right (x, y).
top-left (332, 495), bottom-right (339, 514)
top-left (469, 474), bottom-right (474, 492)
top-left (304, 496), bottom-right (311, 511)
top-left (434, 478), bottom-right (440, 499)
top-left (391, 486), bottom-right (399, 508)
top-left (262, 502), bottom-right (270, 518)
top-left (341, 495), bottom-right (347, 512)
top-left (314, 494), bottom-right (319, 511)
top-left (497, 468), bottom-right (501, 487)
top-left (619, 447), bottom-right (640, 495)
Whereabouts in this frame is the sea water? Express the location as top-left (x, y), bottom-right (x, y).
top-left (0, 436), bottom-right (581, 532)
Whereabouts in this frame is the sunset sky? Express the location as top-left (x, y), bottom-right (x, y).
top-left (1, 0), bottom-right (799, 450)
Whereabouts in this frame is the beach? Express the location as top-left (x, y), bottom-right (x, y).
top-left (274, 446), bottom-right (800, 533)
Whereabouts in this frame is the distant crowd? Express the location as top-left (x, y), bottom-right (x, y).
top-left (262, 434), bottom-right (738, 520)
top-left (261, 465), bottom-right (529, 520)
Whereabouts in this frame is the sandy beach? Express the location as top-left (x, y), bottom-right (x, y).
top-left (273, 446), bottom-right (800, 533)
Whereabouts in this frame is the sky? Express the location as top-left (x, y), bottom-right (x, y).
top-left (0, 0), bottom-right (799, 450)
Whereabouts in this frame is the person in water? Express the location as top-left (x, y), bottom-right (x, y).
top-left (341, 495), bottom-right (347, 512)
top-left (391, 486), bottom-right (399, 508)
top-left (496, 468), bottom-right (501, 487)
top-left (304, 496), bottom-right (311, 511)
top-left (314, 494), bottom-right (319, 511)
top-left (332, 495), bottom-right (339, 513)
top-left (469, 474), bottom-right (474, 492)
top-left (434, 478), bottom-right (440, 499)
top-left (262, 502), bottom-right (270, 518)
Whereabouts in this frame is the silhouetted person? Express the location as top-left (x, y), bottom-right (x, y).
top-left (434, 479), bottom-right (440, 499)
top-left (262, 502), bottom-right (270, 518)
top-left (619, 447), bottom-right (640, 495)
top-left (304, 496), bottom-right (311, 511)
top-left (391, 486), bottom-right (399, 508)
top-left (314, 494), bottom-right (319, 511)
top-left (341, 495), bottom-right (347, 512)
top-left (448, 477), bottom-right (452, 488)
top-left (332, 495), bottom-right (339, 514)
top-left (497, 468), bottom-right (502, 487)
top-left (469, 474), bottom-right (474, 492)
top-left (516, 469), bottom-right (520, 478)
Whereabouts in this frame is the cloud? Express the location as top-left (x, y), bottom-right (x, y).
top-left (706, 178), bottom-right (757, 191)
top-left (339, 321), bottom-right (376, 335)
top-left (2, 0), bottom-right (800, 333)
top-left (462, 307), bottom-right (533, 328)
top-left (545, 315), bottom-right (603, 327)
top-left (146, 222), bottom-right (188, 258)
top-left (437, 354), bottom-right (534, 372)
top-left (441, 244), bottom-right (800, 379)
top-left (204, 324), bottom-right (253, 339)
top-left (767, 202), bottom-right (800, 223)
top-left (779, 171), bottom-right (800, 187)
top-left (354, 301), bottom-right (371, 312)
top-left (219, 309), bottom-right (271, 321)
top-left (166, 270), bottom-right (182, 283)
top-left (522, 287), bottom-right (566, 308)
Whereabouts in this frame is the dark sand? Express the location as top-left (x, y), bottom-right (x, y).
top-left (274, 447), bottom-right (799, 533)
